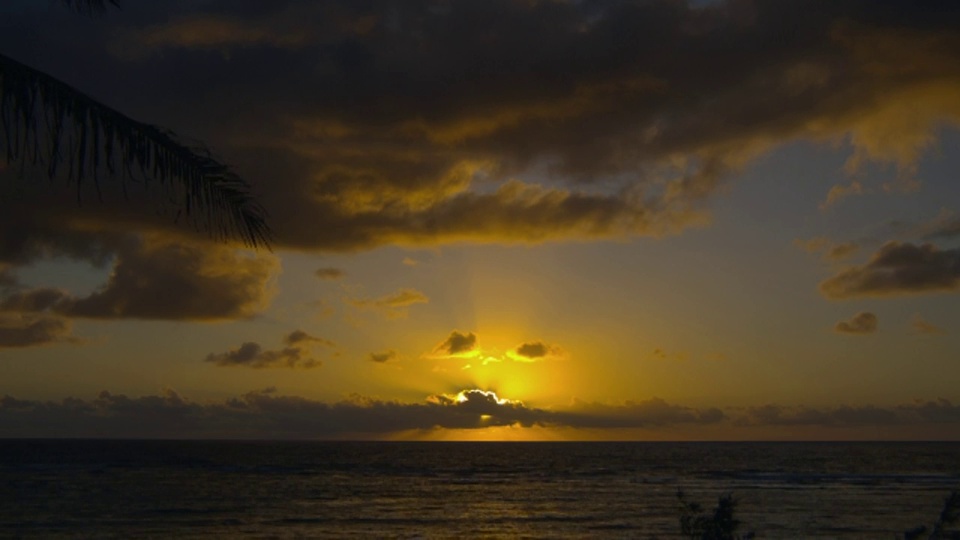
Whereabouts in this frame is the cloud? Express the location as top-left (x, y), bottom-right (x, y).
top-left (563, 397), bottom-right (725, 428)
top-left (5, 1), bottom-right (960, 253)
top-left (911, 314), bottom-right (945, 335)
top-left (794, 237), bottom-right (830, 254)
top-left (348, 288), bottom-right (429, 319)
top-left (368, 350), bottom-right (399, 363)
top-left (2, 389), bottom-right (960, 439)
top-left (0, 230), bottom-right (279, 323)
top-left (834, 311), bottom-right (878, 335)
top-left (284, 329), bottom-right (335, 347)
top-left (820, 242), bottom-right (960, 299)
top-left (0, 314), bottom-right (75, 348)
top-left (315, 267), bottom-right (345, 280)
top-left (826, 242), bottom-right (860, 261)
top-left (507, 341), bottom-right (564, 362)
top-left (204, 342), bottom-right (320, 369)
top-left (433, 331), bottom-right (478, 356)
top-left (819, 181), bottom-right (866, 210)
top-left (738, 400), bottom-right (960, 428)
top-left (0, 288), bottom-right (70, 313)
top-left (0, 265), bottom-right (17, 289)
top-left (739, 404), bottom-right (898, 427)
top-left (795, 237), bottom-right (860, 261)
top-left (919, 210), bottom-right (960, 241)
top-left (126, 15), bottom-right (311, 55)
top-left (205, 329), bottom-right (332, 369)
top-left (62, 236), bottom-right (278, 321)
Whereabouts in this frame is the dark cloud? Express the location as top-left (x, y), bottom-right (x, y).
top-left (433, 330), bottom-right (477, 356)
top-left (739, 404), bottom-right (898, 427)
top-left (820, 242), bottom-right (960, 299)
top-left (834, 311), bottom-right (878, 335)
top-left (0, 315), bottom-right (74, 348)
top-left (0, 218), bottom-right (121, 268)
top-left (369, 350), bottom-right (399, 363)
top-left (509, 341), bottom-right (563, 361)
top-left (563, 397), bottom-right (725, 428)
top-left (2, 389), bottom-right (959, 438)
top-left (206, 329), bottom-right (332, 369)
top-left (3, 1), bottom-right (959, 252)
top-left (0, 234), bottom-right (279, 322)
top-left (62, 236), bottom-right (278, 320)
top-left (0, 265), bottom-right (17, 289)
top-left (515, 342), bottom-right (548, 358)
top-left (284, 329), bottom-right (335, 347)
top-left (739, 400), bottom-right (960, 427)
top-left (205, 342), bottom-right (320, 370)
top-left (315, 267), bottom-right (345, 280)
top-left (0, 288), bottom-right (70, 313)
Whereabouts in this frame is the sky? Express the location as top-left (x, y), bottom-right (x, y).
top-left (2, 0), bottom-right (960, 440)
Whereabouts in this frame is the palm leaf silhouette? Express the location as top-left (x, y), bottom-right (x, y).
top-left (58, 0), bottom-right (121, 16)
top-left (0, 0), bottom-right (270, 248)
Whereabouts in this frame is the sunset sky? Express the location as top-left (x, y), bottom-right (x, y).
top-left (2, 0), bottom-right (960, 440)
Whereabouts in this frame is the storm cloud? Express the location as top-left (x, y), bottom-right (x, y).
top-left (2, 1), bottom-right (959, 253)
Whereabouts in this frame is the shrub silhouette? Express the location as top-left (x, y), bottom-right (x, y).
top-left (678, 489), bottom-right (959, 539)
top-left (677, 490), bottom-right (754, 540)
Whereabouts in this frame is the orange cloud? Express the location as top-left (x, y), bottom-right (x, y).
top-left (911, 314), bottom-right (945, 336)
top-left (348, 288), bottom-right (429, 319)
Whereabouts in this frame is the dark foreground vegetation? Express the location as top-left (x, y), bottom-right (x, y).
top-left (677, 489), bottom-right (960, 540)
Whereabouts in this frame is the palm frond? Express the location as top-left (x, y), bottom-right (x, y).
top-left (0, 53), bottom-right (270, 248)
top-left (57, 0), bottom-right (121, 16)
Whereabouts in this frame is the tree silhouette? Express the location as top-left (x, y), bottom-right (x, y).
top-left (0, 0), bottom-right (270, 248)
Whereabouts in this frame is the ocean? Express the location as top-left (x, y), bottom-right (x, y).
top-left (1, 441), bottom-right (958, 538)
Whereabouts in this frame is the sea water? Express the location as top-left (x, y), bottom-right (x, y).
top-left (1, 441), bottom-right (958, 538)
